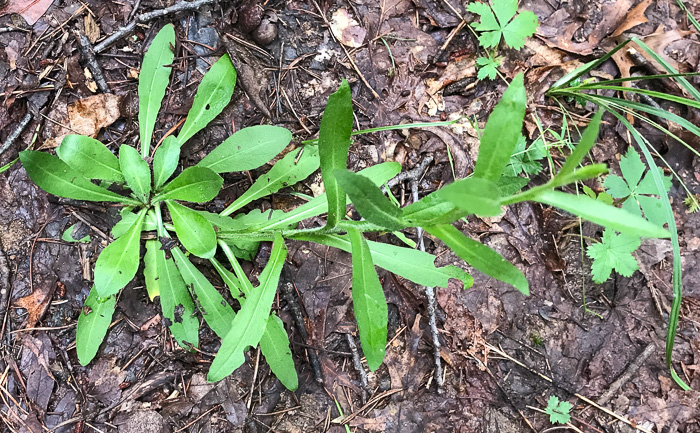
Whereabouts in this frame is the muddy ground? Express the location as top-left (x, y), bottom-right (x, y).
top-left (0, 0), bottom-right (699, 432)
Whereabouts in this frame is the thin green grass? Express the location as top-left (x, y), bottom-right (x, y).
top-left (547, 37), bottom-right (699, 390)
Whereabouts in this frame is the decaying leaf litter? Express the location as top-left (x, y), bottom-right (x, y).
top-left (0, 0), bottom-right (699, 432)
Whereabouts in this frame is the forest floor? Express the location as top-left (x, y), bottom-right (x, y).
top-left (0, 0), bottom-right (699, 432)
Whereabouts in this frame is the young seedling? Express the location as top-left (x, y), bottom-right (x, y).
top-left (467, 0), bottom-right (538, 79)
top-left (545, 395), bottom-right (572, 424)
top-left (20, 25), bottom-right (670, 387)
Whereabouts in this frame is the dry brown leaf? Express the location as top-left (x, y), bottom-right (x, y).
top-left (330, 8), bottom-right (366, 48)
top-left (84, 14), bottom-right (100, 43)
top-left (0, 0), bottom-right (53, 25)
top-left (41, 93), bottom-right (121, 149)
top-left (84, 67), bottom-right (98, 93)
top-left (14, 281), bottom-right (57, 329)
top-left (418, 56), bottom-right (475, 113)
top-left (641, 25), bottom-right (693, 71)
top-left (611, 0), bottom-right (653, 37)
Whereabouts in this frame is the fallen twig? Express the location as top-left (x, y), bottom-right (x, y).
top-left (0, 113), bottom-right (32, 158)
top-left (94, 0), bottom-right (221, 53)
top-left (411, 179), bottom-right (444, 394)
top-left (385, 155), bottom-right (433, 189)
top-left (279, 273), bottom-right (324, 384)
top-left (75, 32), bottom-right (111, 94)
top-left (596, 343), bottom-right (656, 405)
top-left (345, 333), bottom-right (369, 402)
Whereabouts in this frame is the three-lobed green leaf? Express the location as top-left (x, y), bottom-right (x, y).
top-left (348, 228), bottom-right (388, 371)
top-left (467, 0), bottom-right (538, 50)
top-left (586, 228), bottom-right (640, 283)
top-left (198, 126), bottom-right (292, 173)
top-left (56, 135), bottom-right (124, 182)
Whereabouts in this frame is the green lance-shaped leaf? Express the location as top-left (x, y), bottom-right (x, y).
top-left (293, 233), bottom-right (473, 289)
top-left (250, 161), bottom-right (401, 231)
top-left (472, 73), bottom-right (527, 182)
top-left (119, 145), bottom-right (151, 203)
top-left (19, 150), bottom-right (139, 204)
top-left (166, 200), bottom-right (217, 259)
top-left (112, 208), bottom-right (157, 238)
top-left (144, 240), bottom-right (161, 301)
top-left (402, 193), bottom-right (464, 226)
top-left (156, 166), bottom-right (223, 203)
top-left (76, 287), bottom-right (116, 366)
top-left (139, 24), bottom-right (175, 156)
top-left (426, 224), bottom-right (529, 295)
top-left (178, 54), bottom-right (237, 144)
top-left (533, 190), bottom-right (670, 238)
top-left (556, 110), bottom-right (603, 180)
top-left (318, 79), bottom-right (353, 228)
top-left (348, 228), bottom-right (388, 371)
top-left (153, 240), bottom-right (199, 348)
top-left (260, 314), bottom-right (298, 391)
top-left (208, 233), bottom-right (287, 382)
top-left (171, 247), bottom-right (236, 338)
top-left (438, 177), bottom-right (503, 217)
top-left (198, 126), bottom-right (293, 173)
top-left (333, 169), bottom-right (404, 231)
top-left (221, 145), bottom-right (320, 216)
top-left (94, 208), bottom-right (147, 297)
top-left (210, 257), bottom-right (243, 299)
top-left (153, 136), bottom-right (181, 189)
top-left (56, 135), bottom-right (124, 182)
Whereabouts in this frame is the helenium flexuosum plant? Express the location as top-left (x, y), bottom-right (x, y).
top-left (20, 24), bottom-right (669, 386)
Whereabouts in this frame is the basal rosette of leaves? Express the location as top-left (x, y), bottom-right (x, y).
top-left (20, 25), bottom-right (670, 386)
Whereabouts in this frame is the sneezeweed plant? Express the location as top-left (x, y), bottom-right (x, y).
top-left (20, 24), bottom-right (670, 387)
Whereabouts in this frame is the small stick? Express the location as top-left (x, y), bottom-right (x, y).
top-left (75, 32), bottom-right (111, 94)
top-left (411, 180), bottom-right (444, 394)
top-left (94, 0), bottom-right (221, 53)
top-left (596, 343), bottom-right (656, 405)
top-left (385, 155), bottom-right (433, 189)
top-left (0, 113), bottom-right (32, 158)
top-left (279, 276), bottom-right (324, 383)
top-left (345, 333), bottom-right (369, 402)
top-left (247, 349), bottom-right (261, 409)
